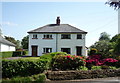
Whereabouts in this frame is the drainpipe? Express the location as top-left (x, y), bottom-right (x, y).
top-left (56, 33), bottom-right (58, 52)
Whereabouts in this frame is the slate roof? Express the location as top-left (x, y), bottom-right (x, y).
top-left (28, 24), bottom-right (87, 34)
top-left (0, 36), bottom-right (16, 46)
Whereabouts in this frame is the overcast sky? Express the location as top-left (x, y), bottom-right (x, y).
top-left (1, 1), bottom-right (118, 47)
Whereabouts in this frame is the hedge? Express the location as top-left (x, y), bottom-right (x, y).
top-left (1, 51), bottom-right (27, 58)
top-left (2, 73), bottom-right (46, 83)
top-left (2, 59), bottom-right (47, 78)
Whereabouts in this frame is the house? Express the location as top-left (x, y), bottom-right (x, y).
top-left (0, 29), bottom-right (16, 52)
top-left (28, 17), bottom-right (87, 56)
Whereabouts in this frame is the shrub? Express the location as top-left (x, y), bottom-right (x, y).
top-left (12, 51), bottom-right (26, 57)
top-left (86, 55), bottom-right (118, 69)
top-left (2, 73), bottom-right (46, 83)
top-left (2, 59), bottom-right (47, 78)
top-left (40, 52), bottom-right (67, 70)
top-left (1, 51), bottom-right (13, 58)
top-left (52, 55), bottom-right (86, 70)
top-left (89, 48), bottom-right (98, 55)
top-left (91, 66), bottom-right (102, 70)
top-left (1, 51), bottom-right (27, 58)
top-left (77, 66), bottom-right (88, 70)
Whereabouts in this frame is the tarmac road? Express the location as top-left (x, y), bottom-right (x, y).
top-left (45, 77), bottom-right (120, 83)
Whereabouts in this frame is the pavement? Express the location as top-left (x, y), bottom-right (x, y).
top-left (45, 77), bottom-right (120, 83)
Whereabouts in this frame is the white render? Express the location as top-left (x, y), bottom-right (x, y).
top-left (29, 33), bottom-right (87, 56)
top-left (0, 43), bottom-right (15, 52)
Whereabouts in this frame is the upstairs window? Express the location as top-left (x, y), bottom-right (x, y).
top-left (61, 34), bottom-right (71, 39)
top-left (43, 48), bottom-right (52, 53)
top-left (77, 34), bottom-right (82, 39)
top-left (43, 34), bottom-right (52, 39)
top-left (32, 34), bottom-right (37, 39)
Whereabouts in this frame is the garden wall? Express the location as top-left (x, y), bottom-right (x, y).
top-left (46, 69), bottom-right (120, 80)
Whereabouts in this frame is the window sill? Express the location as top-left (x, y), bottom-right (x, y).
top-left (42, 38), bottom-right (53, 39)
top-left (32, 38), bottom-right (38, 39)
top-left (61, 39), bottom-right (70, 40)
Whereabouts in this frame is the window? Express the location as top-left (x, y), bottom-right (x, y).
top-left (61, 48), bottom-right (71, 54)
top-left (61, 34), bottom-right (71, 39)
top-left (32, 34), bottom-right (37, 39)
top-left (77, 34), bottom-right (82, 39)
top-left (43, 34), bottom-right (52, 39)
top-left (43, 48), bottom-right (52, 53)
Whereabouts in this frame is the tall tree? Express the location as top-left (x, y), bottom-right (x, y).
top-left (4, 36), bottom-right (17, 45)
top-left (114, 37), bottom-right (120, 55)
top-left (99, 32), bottom-right (110, 41)
top-left (21, 35), bottom-right (29, 49)
top-left (106, 0), bottom-right (120, 9)
top-left (4, 36), bottom-right (21, 49)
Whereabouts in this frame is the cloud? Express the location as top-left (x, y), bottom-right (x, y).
top-left (2, 21), bottom-right (18, 26)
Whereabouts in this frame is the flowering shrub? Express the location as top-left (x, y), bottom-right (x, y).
top-left (52, 55), bottom-right (86, 70)
top-left (86, 55), bottom-right (118, 69)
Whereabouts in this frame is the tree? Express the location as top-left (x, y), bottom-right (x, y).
top-left (90, 40), bottom-right (113, 56)
top-left (4, 36), bottom-right (17, 45)
top-left (110, 34), bottom-right (120, 55)
top-left (4, 36), bottom-right (21, 49)
top-left (21, 35), bottom-right (29, 49)
top-left (106, 0), bottom-right (120, 10)
top-left (99, 32), bottom-right (110, 41)
top-left (114, 37), bottom-right (120, 55)
top-left (110, 34), bottom-right (120, 42)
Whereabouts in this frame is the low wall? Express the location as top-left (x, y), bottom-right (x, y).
top-left (46, 69), bottom-right (120, 80)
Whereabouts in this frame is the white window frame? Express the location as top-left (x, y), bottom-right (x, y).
top-left (43, 48), bottom-right (52, 53)
top-left (43, 34), bottom-right (52, 39)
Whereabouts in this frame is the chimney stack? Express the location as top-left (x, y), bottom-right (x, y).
top-left (56, 16), bottom-right (60, 25)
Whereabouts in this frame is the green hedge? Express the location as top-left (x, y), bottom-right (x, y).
top-left (1, 51), bottom-right (27, 58)
top-left (2, 73), bottom-right (46, 83)
top-left (2, 59), bottom-right (47, 78)
top-left (1, 51), bottom-right (13, 58)
top-left (40, 52), bottom-right (67, 70)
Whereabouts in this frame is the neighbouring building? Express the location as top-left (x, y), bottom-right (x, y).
top-left (0, 29), bottom-right (16, 52)
top-left (28, 17), bottom-right (87, 56)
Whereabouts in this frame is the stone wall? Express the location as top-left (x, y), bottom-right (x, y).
top-left (46, 69), bottom-right (120, 80)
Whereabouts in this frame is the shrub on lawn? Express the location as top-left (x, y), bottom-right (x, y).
top-left (1, 51), bottom-right (27, 58)
top-left (2, 59), bottom-right (47, 78)
top-left (1, 51), bottom-right (13, 58)
top-left (52, 55), bottom-right (86, 70)
top-left (2, 73), bottom-right (46, 83)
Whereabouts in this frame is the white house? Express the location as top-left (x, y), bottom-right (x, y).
top-left (28, 17), bottom-right (87, 56)
top-left (0, 29), bottom-right (16, 52)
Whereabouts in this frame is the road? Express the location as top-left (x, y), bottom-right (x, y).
top-left (45, 77), bottom-right (120, 83)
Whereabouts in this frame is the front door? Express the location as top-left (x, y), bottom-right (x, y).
top-left (76, 46), bottom-right (82, 56)
top-left (32, 46), bottom-right (38, 56)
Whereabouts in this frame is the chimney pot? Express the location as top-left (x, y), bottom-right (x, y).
top-left (56, 16), bottom-right (60, 25)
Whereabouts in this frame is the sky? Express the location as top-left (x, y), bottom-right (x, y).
top-left (1, 1), bottom-right (118, 47)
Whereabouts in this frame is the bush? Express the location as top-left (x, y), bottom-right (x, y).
top-left (52, 55), bottom-right (86, 70)
top-left (2, 73), bottom-right (46, 83)
top-left (1, 51), bottom-right (13, 58)
top-left (12, 51), bottom-right (26, 57)
top-left (1, 51), bottom-right (27, 58)
top-left (2, 59), bottom-right (47, 78)
top-left (91, 66), bottom-right (102, 70)
top-left (86, 55), bottom-right (118, 69)
top-left (89, 48), bottom-right (98, 55)
top-left (40, 52), bottom-right (67, 70)
top-left (77, 66), bottom-right (88, 70)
